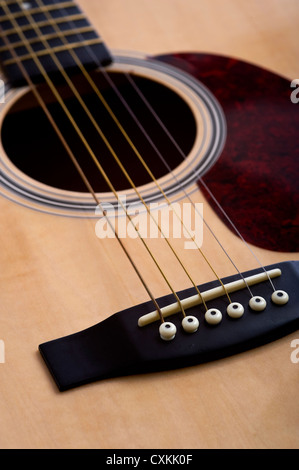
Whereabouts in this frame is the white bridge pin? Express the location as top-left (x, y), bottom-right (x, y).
top-left (271, 290), bottom-right (289, 305)
top-left (159, 322), bottom-right (176, 341)
top-left (182, 315), bottom-right (199, 333)
top-left (227, 302), bottom-right (244, 319)
top-left (205, 308), bottom-right (222, 325)
top-left (249, 296), bottom-right (267, 311)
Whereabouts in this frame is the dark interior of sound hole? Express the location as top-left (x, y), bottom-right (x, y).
top-left (1, 70), bottom-right (196, 192)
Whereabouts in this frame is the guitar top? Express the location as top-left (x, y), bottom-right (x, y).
top-left (0, 0), bottom-right (298, 450)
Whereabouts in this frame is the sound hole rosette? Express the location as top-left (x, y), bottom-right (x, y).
top-left (0, 51), bottom-right (226, 217)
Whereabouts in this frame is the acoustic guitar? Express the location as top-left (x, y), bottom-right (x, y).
top-left (0, 0), bottom-right (298, 449)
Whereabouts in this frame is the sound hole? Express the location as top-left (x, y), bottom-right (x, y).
top-left (1, 71), bottom-right (196, 193)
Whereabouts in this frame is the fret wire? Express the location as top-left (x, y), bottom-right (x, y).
top-left (1, 2), bottom-right (76, 19)
top-left (0, 13), bottom-right (86, 31)
top-left (0, 0), bottom-right (22, 5)
top-left (3, 37), bottom-right (102, 64)
top-left (1, 0), bottom-right (30, 5)
top-left (0, 25), bottom-right (94, 52)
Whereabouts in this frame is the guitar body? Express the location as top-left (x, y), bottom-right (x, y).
top-left (0, 0), bottom-right (298, 449)
top-left (157, 52), bottom-right (299, 253)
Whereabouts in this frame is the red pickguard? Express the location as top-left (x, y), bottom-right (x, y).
top-left (156, 53), bottom-right (299, 252)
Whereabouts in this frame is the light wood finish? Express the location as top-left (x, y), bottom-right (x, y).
top-left (0, 0), bottom-right (298, 449)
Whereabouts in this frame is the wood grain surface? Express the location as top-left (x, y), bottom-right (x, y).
top-left (0, 0), bottom-right (298, 449)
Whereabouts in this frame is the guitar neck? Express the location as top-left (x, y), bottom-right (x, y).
top-left (0, 0), bottom-right (112, 86)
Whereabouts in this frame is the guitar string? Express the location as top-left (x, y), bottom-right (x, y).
top-left (125, 75), bottom-right (277, 293)
top-left (52, 11), bottom-right (254, 299)
top-left (60, 6), bottom-right (274, 296)
top-left (195, 178), bottom-right (276, 291)
top-left (32, 0), bottom-right (272, 302)
top-left (1, 1), bottom-right (270, 312)
top-left (9, 0), bottom-right (209, 314)
top-left (3, 0), bottom-right (225, 311)
top-left (1, 1), bottom-right (204, 321)
top-left (88, 67), bottom-right (255, 298)
top-left (1, 1), bottom-right (276, 325)
top-left (62, 1), bottom-right (272, 300)
top-left (23, 0), bottom-right (234, 306)
top-left (62, 2), bottom-right (275, 295)
top-left (0, 11), bottom-right (171, 324)
top-left (0, 2), bottom-right (276, 298)
top-left (115, 74), bottom-right (277, 293)
top-left (10, 0), bottom-right (222, 309)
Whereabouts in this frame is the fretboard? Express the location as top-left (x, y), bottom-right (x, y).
top-left (0, 0), bottom-right (112, 86)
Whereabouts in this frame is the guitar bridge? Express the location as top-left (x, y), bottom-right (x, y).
top-left (39, 260), bottom-right (299, 391)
